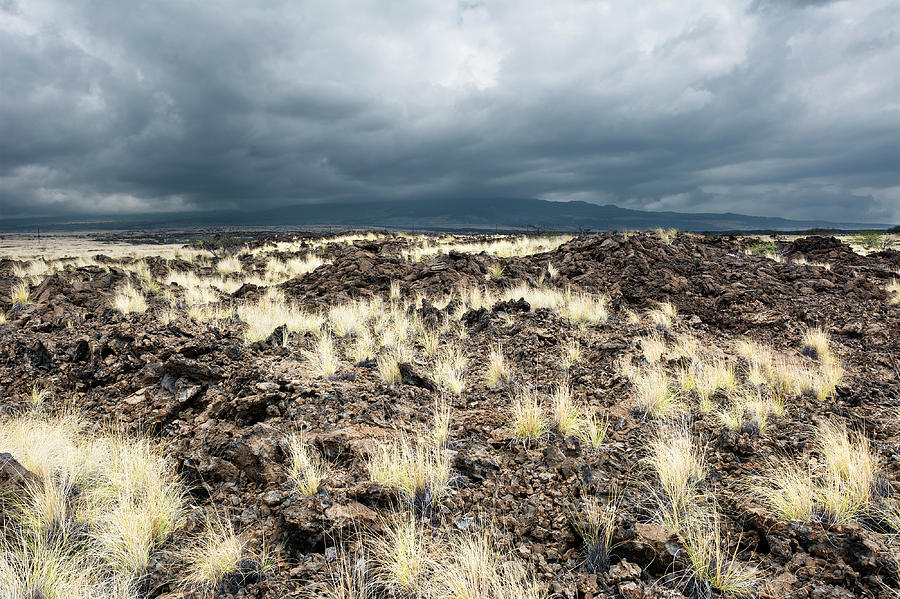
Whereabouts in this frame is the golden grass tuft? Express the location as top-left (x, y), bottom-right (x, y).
top-left (111, 282), bottom-right (148, 314)
top-left (215, 255), bottom-right (243, 275)
top-left (432, 347), bottom-right (467, 395)
top-left (573, 495), bottom-right (618, 573)
top-left (348, 328), bottom-right (377, 363)
top-left (754, 419), bottom-right (877, 523)
top-left (580, 411), bottom-right (608, 451)
top-left (632, 368), bottom-right (681, 418)
top-left (430, 398), bottom-right (451, 448)
top-left (564, 292), bottom-right (610, 326)
top-left (183, 514), bottom-right (249, 590)
top-left (550, 384), bottom-right (582, 436)
top-left (647, 427), bottom-right (706, 531)
top-left (10, 281), bottom-right (32, 307)
top-left (678, 511), bottom-right (758, 597)
top-left (561, 339), bottom-right (582, 369)
top-left (366, 436), bottom-right (451, 512)
top-left (304, 334), bottom-right (341, 379)
top-left (377, 352), bottom-right (403, 386)
top-left (510, 389), bottom-right (547, 445)
top-left (370, 513), bottom-right (429, 595)
top-left (639, 333), bottom-right (667, 363)
top-left (0, 413), bottom-right (186, 594)
top-left (801, 325), bottom-right (831, 360)
top-left (437, 529), bottom-right (546, 599)
top-left (286, 433), bottom-right (328, 495)
top-left (815, 419), bottom-right (876, 518)
top-left (485, 344), bottom-right (511, 388)
top-left (752, 460), bottom-right (817, 522)
top-left (329, 303), bottom-right (369, 339)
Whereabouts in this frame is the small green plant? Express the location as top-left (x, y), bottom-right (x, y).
top-left (747, 241), bottom-right (777, 256)
top-left (852, 231), bottom-right (886, 250)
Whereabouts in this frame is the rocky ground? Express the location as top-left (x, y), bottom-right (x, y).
top-left (1, 232), bottom-right (898, 598)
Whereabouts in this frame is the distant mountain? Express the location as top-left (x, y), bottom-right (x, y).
top-left (0, 198), bottom-right (893, 232)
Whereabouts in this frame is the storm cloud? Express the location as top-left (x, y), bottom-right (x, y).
top-left (1, 0), bottom-right (898, 222)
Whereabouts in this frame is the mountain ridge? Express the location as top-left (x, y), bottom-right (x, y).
top-left (0, 197), bottom-right (893, 232)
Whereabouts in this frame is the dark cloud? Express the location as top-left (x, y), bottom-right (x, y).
top-left (0, 0), bottom-right (897, 222)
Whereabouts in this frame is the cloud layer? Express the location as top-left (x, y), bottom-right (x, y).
top-left (1, 0), bottom-right (898, 222)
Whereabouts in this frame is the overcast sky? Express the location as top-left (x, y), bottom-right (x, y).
top-left (1, 0), bottom-right (898, 223)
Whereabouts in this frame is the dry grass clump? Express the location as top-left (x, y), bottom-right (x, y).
top-left (370, 513), bottom-right (430, 595)
top-left (485, 345), bottom-right (511, 388)
top-left (264, 254), bottom-right (326, 282)
top-left (432, 348), bottom-right (467, 395)
top-left (430, 399), bottom-right (451, 448)
top-left (436, 529), bottom-right (545, 599)
top-left (692, 359), bottom-right (737, 412)
top-left (184, 285), bottom-right (220, 306)
top-left (331, 525), bottom-right (545, 599)
top-left (678, 511), bottom-right (758, 597)
top-left (403, 234), bottom-right (570, 261)
top-left (0, 536), bottom-right (107, 599)
top-left (564, 292), bottom-right (610, 326)
top-left (10, 281), bottom-right (31, 308)
top-left (639, 333), bottom-right (667, 363)
top-left (366, 436), bottom-right (452, 516)
top-left (236, 291), bottom-right (323, 343)
top-left (377, 352), bottom-right (403, 386)
top-left (816, 420), bottom-right (877, 517)
top-left (329, 303), bottom-right (370, 338)
top-left (814, 358), bottom-right (844, 401)
top-left (752, 461), bottom-right (817, 521)
top-left (561, 340), bottom-right (582, 369)
top-left (719, 387), bottom-right (782, 435)
top-left (111, 282), bottom-right (148, 315)
top-left (0, 413), bottom-right (186, 595)
top-left (501, 283), bottom-right (565, 311)
top-left (26, 383), bottom-right (51, 412)
top-left (646, 301), bottom-right (676, 329)
top-left (550, 384), bottom-right (582, 436)
top-left (510, 389), bottom-right (548, 445)
top-left (323, 548), bottom-right (376, 599)
top-left (754, 419), bottom-right (877, 523)
top-left (183, 514), bottom-right (253, 592)
top-left (573, 496), bottom-right (617, 573)
top-left (547, 262), bottom-right (559, 280)
top-left (348, 328), bottom-right (377, 363)
top-left (647, 427), bottom-right (706, 531)
top-left (656, 228), bottom-right (677, 244)
top-left (632, 368), bottom-right (681, 418)
top-left (580, 411), bottom-right (608, 451)
top-left (887, 278), bottom-right (900, 304)
top-left (800, 325), bottom-right (831, 360)
top-left (672, 334), bottom-right (702, 363)
top-left (304, 334), bottom-right (341, 379)
top-left (215, 255), bottom-right (243, 275)
top-left (286, 433), bottom-right (328, 495)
